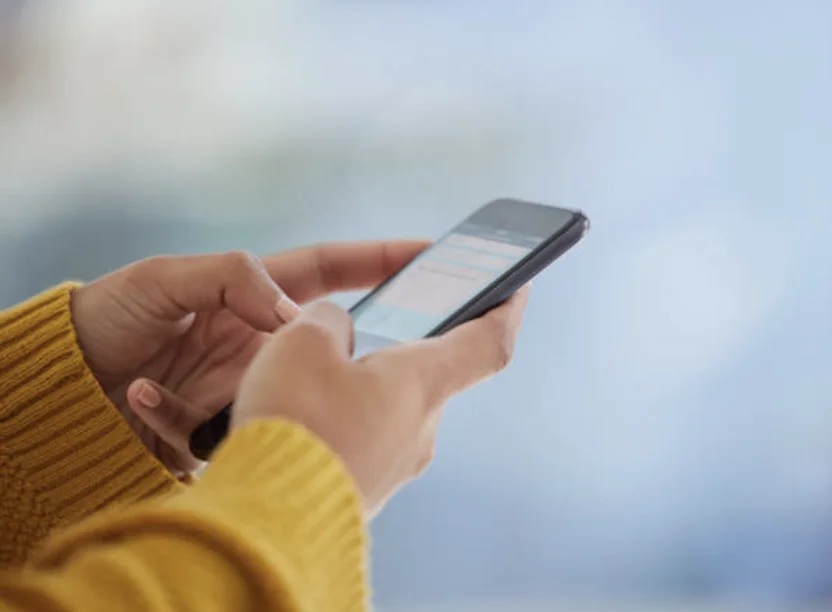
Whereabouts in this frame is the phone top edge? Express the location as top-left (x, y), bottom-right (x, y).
top-left (572, 210), bottom-right (591, 236)
top-left (488, 196), bottom-right (584, 215)
top-left (487, 197), bottom-right (590, 235)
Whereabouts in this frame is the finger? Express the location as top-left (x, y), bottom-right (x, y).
top-left (279, 301), bottom-right (356, 359)
top-left (373, 287), bottom-right (530, 402)
top-left (126, 251), bottom-right (302, 331)
top-left (262, 240), bottom-right (430, 303)
top-left (158, 441), bottom-right (201, 477)
top-left (127, 378), bottom-right (213, 459)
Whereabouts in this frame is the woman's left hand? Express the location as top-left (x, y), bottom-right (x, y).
top-left (71, 241), bottom-right (428, 475)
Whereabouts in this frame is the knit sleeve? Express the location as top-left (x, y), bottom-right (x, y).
top-left (0, 284), bottom-right (180, 569)
top-left (0, 421), bottom-right (370, 612)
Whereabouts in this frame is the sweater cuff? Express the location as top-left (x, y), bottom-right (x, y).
top-left (36, 420), bottom-right (370, 611)
top-left (193, 420), bottom-right (369, 609)
top-left (0, 284), bottom-right (179, 523)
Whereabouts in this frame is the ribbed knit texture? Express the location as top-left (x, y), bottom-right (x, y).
top-left (0, 284), bottom-right (179, 568)
top-left (0, 284), bottom-right (370, 611)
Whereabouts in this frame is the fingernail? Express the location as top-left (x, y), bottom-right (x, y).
top-left (275, 295), bottom-right (302, 324)
top-left (136, 381), bottom-right (161, 409)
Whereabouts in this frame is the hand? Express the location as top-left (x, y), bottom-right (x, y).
top-left (232, 288), bottom-right (529, 516)
top-left (71, 242), bottom-right (428, 474)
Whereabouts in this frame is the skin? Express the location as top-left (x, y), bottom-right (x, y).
top-left (72, 241), bottom-right (430, 473)
top-left (72, 242), bottom-right (529, 511)
top-left (232, 292), bottom-right (529, 516)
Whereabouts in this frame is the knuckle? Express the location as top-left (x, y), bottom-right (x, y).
top-left (167, 399), bottom-right (194, 434)
top-left (227, 249), bottom-right (262, 274)
top-left (161, 406), bottom-right (187, 435)
top-left (287, 319), bottom-right (340, 354)
top-left (127, 255), bottom-right (166, 281)
top-left (415, 445), bottom-right (436, 476)
top-left (485, 319), bottom-right (514, 371)
top-left (310, 300), bottom-right (349, 321)
top-left (494, 338), bottom-right (514, 371)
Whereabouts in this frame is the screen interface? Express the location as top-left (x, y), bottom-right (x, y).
top-left (351, 221), bottom-right (547, 346)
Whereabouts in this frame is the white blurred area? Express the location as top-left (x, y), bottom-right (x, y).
top-left (0, 0), bottom-right (542, 229)
top-left (3, 1), bottom-right (832, 610)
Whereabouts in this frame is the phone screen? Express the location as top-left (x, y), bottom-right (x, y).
top-left (351, 201), bottom-right (575, 354)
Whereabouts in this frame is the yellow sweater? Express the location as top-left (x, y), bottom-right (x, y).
top-left (0, 286), bottom-right (369, 610)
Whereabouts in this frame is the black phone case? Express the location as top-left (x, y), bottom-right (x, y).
top-left (418, 208), bottom-right (587, 337)
top-left (189, 204), bottom-right (589, 460)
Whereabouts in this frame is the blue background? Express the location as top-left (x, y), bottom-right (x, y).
top-left (2, 1), bottom-right (832, 610)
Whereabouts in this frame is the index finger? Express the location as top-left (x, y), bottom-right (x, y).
top-left (262, 240), bottom-right (430, 304)
top-left (369, 287), bottom-right (530, 403)
top-left (123, 250), bottom-right (293, 331)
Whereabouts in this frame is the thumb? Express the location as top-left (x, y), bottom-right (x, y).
top-left (127, 379), bottom-right (213, 469)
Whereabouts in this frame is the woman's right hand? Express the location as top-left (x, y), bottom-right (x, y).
top-left (233, 290), bottom-right (529, 516)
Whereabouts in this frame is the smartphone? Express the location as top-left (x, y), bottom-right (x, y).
top-left (350, 198), bottom-right (588, 358)
top-left (189, 198), bottom-right (588, 459)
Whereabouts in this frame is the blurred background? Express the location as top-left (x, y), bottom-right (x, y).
top-left (2, 0), bottom-right (832, 610)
